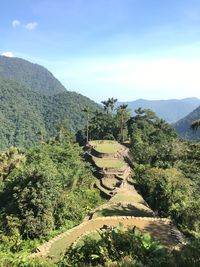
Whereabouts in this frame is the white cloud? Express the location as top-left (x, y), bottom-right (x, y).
top-left (12, 20), bottom-right (21, 28)
top-left (25, 22), bottom-right (38, 30)
top-left (1, 51), bottom-right (14, 57)
top-left (55, 56), bottom-right (200, 101)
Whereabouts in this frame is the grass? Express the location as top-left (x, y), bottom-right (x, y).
top-left (102, 178), bottom-right (118, 188)
top-left (89, 140), bottom-right (121, 154)
top-left (94, 158), bottom-right (125, 168)
top-left (111, 193), bottom-right (146, 204)
top-left (76, 232), bottom-right (101, 248)
top-left (96, 204), bottom-right (154, 218)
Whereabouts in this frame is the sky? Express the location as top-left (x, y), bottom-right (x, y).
top-left (1, 0), bottom-right (200, 102)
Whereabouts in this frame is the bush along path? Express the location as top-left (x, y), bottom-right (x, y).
top-left (30, 140), bottom-right (186, 263)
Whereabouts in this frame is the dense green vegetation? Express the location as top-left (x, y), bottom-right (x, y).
top-left (0, 79), bottom-right (100, 150)
top-left (175, 105), bottom-right (200, 140)
top-left (127, 108), bottom-right (200, 237)
top-left (0, 55), bottom-right (66, 95)
top-left (118, 97), bottom-right (200, 123)
top-left (60, 226), bottom-right (168, 267)
top-left (77, 100), bottom-right (131, 143)
top-left (0, 130), bottom-right (103, 265)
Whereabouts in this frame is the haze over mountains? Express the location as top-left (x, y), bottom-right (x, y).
top-left (118, 98), bottom-right (200, 123)
top-left (174, 106), bottom-right (200, 140)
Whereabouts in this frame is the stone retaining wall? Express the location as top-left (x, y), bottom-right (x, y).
top-left (30, 216), bottom-right (186, 263)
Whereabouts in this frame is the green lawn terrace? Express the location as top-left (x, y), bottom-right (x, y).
top-left (94, 157), bottom-right (126, 169)
top-left (88, 140), bottom-right (128, 172)
top-left (89, 140), bottom-right (125, 158)
top-left (101, 178), bottom-right (120, 190)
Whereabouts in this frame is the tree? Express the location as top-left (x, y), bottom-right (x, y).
top-left (191, 119), bottom-right (200, 132)
top-left (83, 106), bottom-right (90, 143)
top-left (117, 104), bottom-right (129, 142)
top-left (101, 100), bottom-right (110, 114)
top-left (89, 111), bottom-right (117, 140)
top-left (108, 97), bottom-right (118, 112)
top-left (101, 98), bottom-right (118, 114)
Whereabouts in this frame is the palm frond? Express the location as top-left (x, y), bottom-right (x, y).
top-left (191, 119), bottom-right (200, 132)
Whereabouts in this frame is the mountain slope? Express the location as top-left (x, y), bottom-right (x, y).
top-left (0, 79), bottom-right (100, 150)
top-left (0, 56), bottom-right (100, 150)
top-left (0, 55), bottom-right (66, 95)
top-left (174, 106), bottom-right (200, 140)
top-left (118, 98), bottom-right (200, 123)
top-left (0, 79), bottom-right (46, 149)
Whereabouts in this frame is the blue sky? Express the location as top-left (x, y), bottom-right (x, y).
top-left (1, 0), bottom-right (200, 102)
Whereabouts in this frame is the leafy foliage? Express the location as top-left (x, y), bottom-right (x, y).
top-left (191, 119), bottom-right (200, 132)
top-left (128, 109), bottom-right (200, 237)
top-left (79, 99), bottom-right (131, 143)
top-left (59, 226), bottom-right (168, 267)
top-left (0, 55), bottom-right (66, 95)
top-left (0, 132), bottom-right (103, 262)
top-left (59, 227), bottom-right (200, 267)
top-left (0, 79), bottom-right (100, 150)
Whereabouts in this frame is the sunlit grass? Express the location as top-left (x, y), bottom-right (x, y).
top-left (111, 193), bottom-right (145, 204)
top-left (102, 178), bottom-right (118, 188)
top-left (94, 158), bottom-right (125, 168)
top-left (89, 140), bottom-right (121, 154)
top-left (76, 232), bottom-right (101, 247)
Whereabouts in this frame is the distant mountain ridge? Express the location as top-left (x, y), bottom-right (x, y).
top-left (118, 98), bottom-right (200, 123)
top-left (174, 106), bottom-right (200, 140)
top-left (0, 56), bottom-right (100, 150)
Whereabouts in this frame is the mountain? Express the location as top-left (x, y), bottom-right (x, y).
top-left (0, 56), bottom-right (100, 150)
top-left (174, 106), bottom-right (200, 140)
top-left (0, 55), bottom-right (66, 95)
top-left (118, 98), bottom-right (200, 123)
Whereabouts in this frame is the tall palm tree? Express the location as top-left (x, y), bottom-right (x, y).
top-left (135, 107), bottom-right (144, 118)
top-left (191, 119), bottom-right (200, 132)
top-left (101, 100), bottom-right (110, 114)
top-left (83, 106), bottom-right (90, 143)
top-left (109, 97), bottom-right (118, 112)
top-left (119, 104), bottom-right (128, 142)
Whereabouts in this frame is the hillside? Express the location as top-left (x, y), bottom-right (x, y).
top-left (0, 57), bottom-right (100, 150)
top-left (174, 105), bottom-right (200, 140)
top-left (0, 55), bottom-right (66, 95)
top-left (0, 102), bottom-right (200, 266)
top-left (118, 98), bottom-right (200, 123)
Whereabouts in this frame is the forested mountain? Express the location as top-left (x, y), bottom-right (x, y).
top-left (174, 105), bottom-right (200, 140)
top-left (0, 56), bottom-right (100, 150)
top-left (118, 98), bottom-right (200, 123)
top-left (0, 56), bottom-right (66, 95)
